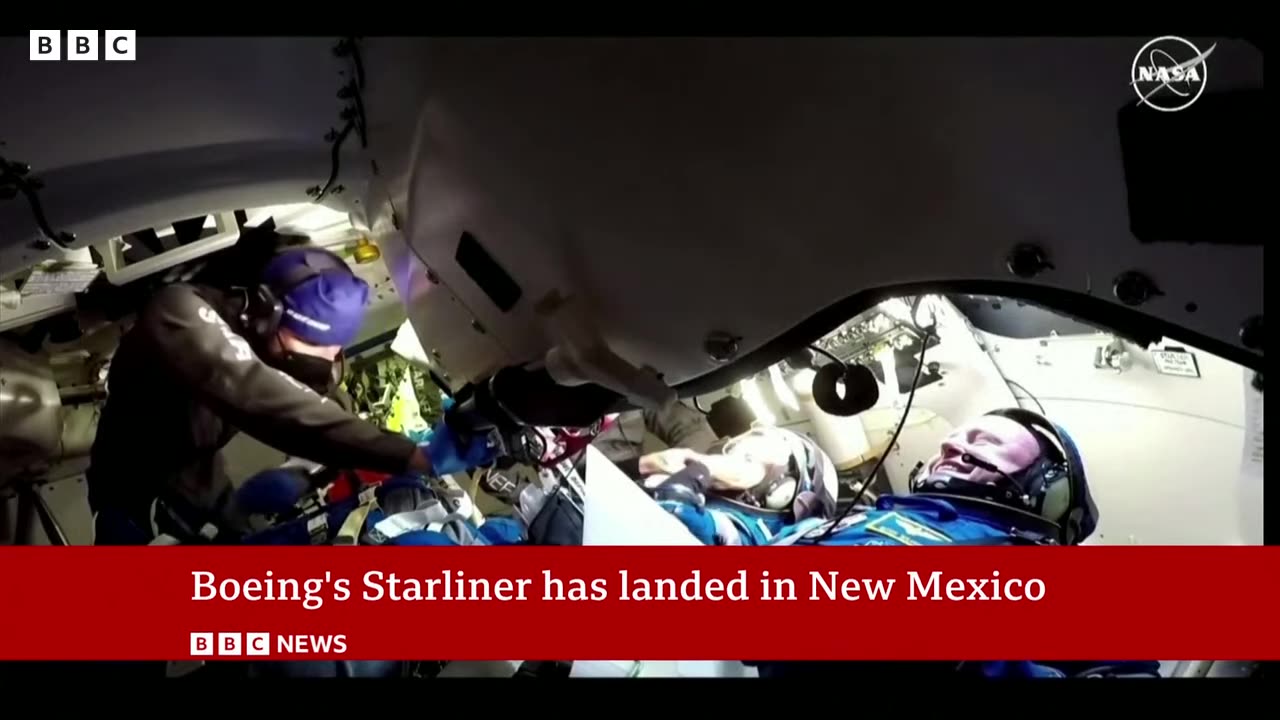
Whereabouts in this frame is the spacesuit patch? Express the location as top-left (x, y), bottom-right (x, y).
top-left (864, 511), bottom-right (952, 545)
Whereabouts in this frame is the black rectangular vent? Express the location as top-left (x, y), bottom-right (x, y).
top-left (455, 231), bottom-right (522, 312)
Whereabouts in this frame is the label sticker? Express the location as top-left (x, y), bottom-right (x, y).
top-left (306, 513), bottom-right (329, 545)
top-left (1151, 348), bottom-right (1200, 378)
top-left (21, 265), bottom-right (101, 295)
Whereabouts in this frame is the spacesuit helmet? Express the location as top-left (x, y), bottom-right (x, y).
top-left (910, 408), bottom-right (1098, 545)
top-left (719, 426), bottom-right (839, 521)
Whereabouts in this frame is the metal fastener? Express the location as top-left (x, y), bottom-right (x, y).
top-left (1112, 271), bottom-right (1163, 306)
top-left (1006, 243), bottom-right (1054, 279)
top-left (704, 331), bottom-right (742, 363)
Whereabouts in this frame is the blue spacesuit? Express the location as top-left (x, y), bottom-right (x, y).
top-left (654, 410), bottom-right (1097, 548)
top-left (652, 425), bottom-right (839, 546)
top-left (649, 410), bottom-right (1157, 679)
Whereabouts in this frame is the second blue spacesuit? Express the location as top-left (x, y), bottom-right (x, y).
top-left (646, 410), bottom-right (1157, 679)
top-left (655, 409), bottom-right (1097, 548)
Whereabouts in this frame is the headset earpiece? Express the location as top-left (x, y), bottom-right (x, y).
top-left (812, 362), bottom-right (880, 417)
top-left (983, 407), bottom-right (1095, 545)
top-left (241, 284), bottom-right (285, 345)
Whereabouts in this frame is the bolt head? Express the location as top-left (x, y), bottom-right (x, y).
top-left (1112, 271), bottom-right (1162, 306)
top-left (703, 331), bottom-right (741, 363)
top-left (1006, 243), bottom-right (1052, 279)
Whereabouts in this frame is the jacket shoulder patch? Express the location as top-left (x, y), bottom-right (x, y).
top-left (864, 511), bottom-right (952, 545)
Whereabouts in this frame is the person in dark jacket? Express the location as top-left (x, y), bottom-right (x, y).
top-left (591, 401), bottom-right (720, 480)
top-left (88, 230), bottom-right (489, 545)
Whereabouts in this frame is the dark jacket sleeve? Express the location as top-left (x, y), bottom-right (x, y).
top-left (136, 284), bottom-right (418, 475)
top-left (642, 402), bottom-right (718, 453)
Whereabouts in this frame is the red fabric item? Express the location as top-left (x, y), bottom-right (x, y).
top-left (325, 469), bottom-right (392, 504)
top-left (542, 416), bottom-right (616, 467)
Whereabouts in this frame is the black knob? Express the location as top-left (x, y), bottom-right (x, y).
top-left (1112, 271), bottom-right (1163, 307)
top-left (1006, 243), bottom-right (1054, 279)
top-left (704, 331), bottom-right (741, 363)
top-left (786, 348), bottom-right (816, 370)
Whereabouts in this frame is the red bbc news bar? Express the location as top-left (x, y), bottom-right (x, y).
top-left (0, 546), bottom-right (1276, 661)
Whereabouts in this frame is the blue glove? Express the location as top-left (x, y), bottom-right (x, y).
top-left (423, 422), bottom-right (498, 476)
top-left (405, 396), bottom-right (455, 444)
top-left (235, 468), bottom-right (312, 516)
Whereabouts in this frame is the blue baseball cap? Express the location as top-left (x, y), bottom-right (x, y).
top-left (262, 247), bottom-right (371, 347)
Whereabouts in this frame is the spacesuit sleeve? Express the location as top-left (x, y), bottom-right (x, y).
top-left (136, 284), bottom-right (418, 475)
top-left (643, 402), bottom-right (718, 453)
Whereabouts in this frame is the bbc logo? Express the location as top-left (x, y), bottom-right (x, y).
top-left (29, 30), bottom-right (136, 61)
top-left (190, 632), bottom-right (270, 657)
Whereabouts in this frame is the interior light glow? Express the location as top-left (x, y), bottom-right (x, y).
top-left (739, 377), bottom-right (776, 426)
top-left (769, 364), bottom-right (800, 412)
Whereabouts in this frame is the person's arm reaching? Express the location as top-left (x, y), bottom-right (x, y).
top-left (643, 402), bottom-right (718, 454)
top-left (639, 448), bottom-right (766, 492)
top-left (138, 284), bottom-right (427, 475)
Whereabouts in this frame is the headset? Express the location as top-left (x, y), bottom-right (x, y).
top-left (239, 243), bottom-right (360, 347)
top-left (727, 428), bottom-right (837, 521)
top-left (913, 407), bottom-right (1097, 545)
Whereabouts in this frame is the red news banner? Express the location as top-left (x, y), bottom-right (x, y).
top-left (0, 546), bottom-right (1276, 661)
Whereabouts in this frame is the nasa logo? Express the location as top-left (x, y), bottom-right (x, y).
top-left (1130, 36), bottom-right (1216, 112)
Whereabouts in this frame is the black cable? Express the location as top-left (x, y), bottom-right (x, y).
top-left (693, 395), bottom-right (709, 414)
top-left (803, 295), bottom-right (936, 544)
top-left (1005, 379), bottom-right (1046, 416)
top-left (0, 156), bottom-right (75, 249)
top-left (809, 344), bottom-right (843, 365)
top-left (346, 37), bottom-right (366, 90)
top-left (814, 325), bottom-right (936, 538)
top-left (314, 120), bottom-right (355, 203)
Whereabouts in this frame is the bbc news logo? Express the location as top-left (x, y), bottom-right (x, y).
top-left (189, 632), bottom-right (349, 656)
top-left (29, 30), bottom-right (136, 61)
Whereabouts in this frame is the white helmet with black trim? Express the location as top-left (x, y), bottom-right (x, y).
top-left (719, 426), bottom-right (839, 522)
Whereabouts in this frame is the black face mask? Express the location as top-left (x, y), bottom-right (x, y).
top-left (266, 335), bottom-right (342, 393)
top-left (279, 352), bottom-right (337, 392)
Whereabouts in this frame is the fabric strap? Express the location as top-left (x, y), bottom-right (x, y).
top-left (334, 488), bottom-right (380, 545)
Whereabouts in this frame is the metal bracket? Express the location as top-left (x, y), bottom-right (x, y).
top-left (93, 212), bottom-right (241, 286)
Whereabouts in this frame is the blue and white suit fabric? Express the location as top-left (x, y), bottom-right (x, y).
top-left (650, 412), bottom-right (1146, 679)
top-left (665, 494), bottom-right (1149, 679)
top-left (657, 489), bottom-right (1061, 548)
top-left (770, 495), bottom-right (1060, 547)
top-left (654, 428), bottom-right (838, 546)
